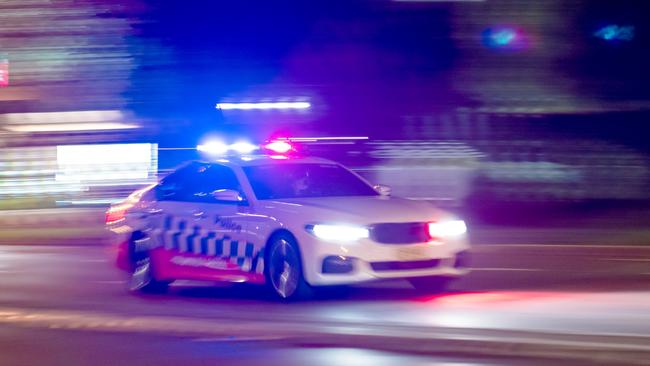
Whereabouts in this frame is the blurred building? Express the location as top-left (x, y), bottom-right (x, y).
top-left (1, 0), bottom-right (648, 209)
top-left (0, 0), bottom-right (157, 207)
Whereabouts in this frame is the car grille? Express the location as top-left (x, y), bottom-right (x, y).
top-left (371, 259), bottom-right (440, 272)
top-left (369, 222), bottom-right (429, 244)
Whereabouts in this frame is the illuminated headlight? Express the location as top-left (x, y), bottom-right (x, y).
top-left (306, 224), bottom-right (369, 242)
top-left (428, 220), bottom-right (467, 238)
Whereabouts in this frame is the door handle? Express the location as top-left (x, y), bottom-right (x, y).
top-left (146, 208), bottom-right (163, 216)
top-left (192, 211), bottom-right (207, 219)
top-left (133, 208), bottom-right (162, 220)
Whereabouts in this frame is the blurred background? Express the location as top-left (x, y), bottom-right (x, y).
top-left (1, 0), bottom-right (649, 226)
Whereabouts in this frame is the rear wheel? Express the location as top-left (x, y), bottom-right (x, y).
top-left (408, 276), bottom-right (452, 294)
top-left (127, 235), bottom-right (170, 294)
top-left (266, 234), bottom-right (313, 300)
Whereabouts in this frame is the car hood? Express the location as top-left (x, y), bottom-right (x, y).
top-left (262, 196), bottom-right (450, 224)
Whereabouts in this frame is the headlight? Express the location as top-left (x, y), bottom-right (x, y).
top-left (428, 220), bottom-right (467, 238)
top-left (306, 224), bottom-right (369, 242)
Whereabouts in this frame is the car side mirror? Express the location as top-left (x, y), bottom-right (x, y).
top-left (211, 189), bottom-right (244, 203)
top-left (374, 184), bottom-right (391, 197)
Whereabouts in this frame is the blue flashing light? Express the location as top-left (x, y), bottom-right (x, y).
top-left (595, 25), bottom-right (635, 42)
top-left (482, 26), bottom-right (525, 50)
top-left (491, 29), bottom-right (516, 46)
top-left (197, 140), bottom-right (259, 156)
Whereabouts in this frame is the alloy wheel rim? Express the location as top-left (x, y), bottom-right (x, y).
top-left (269, 239), bottom-right (299, 298)
top-left (129, 258), bottom-right (152, 291)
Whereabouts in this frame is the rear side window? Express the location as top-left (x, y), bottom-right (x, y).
top-left (185, 164), bottom-right (243, 203)
top-left (156, 164), bottom-right (198, 202)
top-left (157, 163), bottom-right (243, 203)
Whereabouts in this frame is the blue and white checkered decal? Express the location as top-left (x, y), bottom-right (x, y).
top-left (156, 214), bottom-right (264, 274)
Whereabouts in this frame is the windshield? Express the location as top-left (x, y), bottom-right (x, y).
top-left (243, 163), bottom-right (379, 200)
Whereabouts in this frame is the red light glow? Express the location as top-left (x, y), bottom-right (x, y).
top-left (264, 141), bottom-right (293, 154)
top-left (105, 204), bottom-right (130, 224)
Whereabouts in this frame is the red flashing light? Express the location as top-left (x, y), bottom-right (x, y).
top-left (263, 140), bottom-right (293, 154)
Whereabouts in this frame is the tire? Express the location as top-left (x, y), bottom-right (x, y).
top-left (408, 276), bottom-right (452, 294)
top-left (127, 237), bottom-right (170, 294)
top-left (265, 233), bottom-right (313, 301)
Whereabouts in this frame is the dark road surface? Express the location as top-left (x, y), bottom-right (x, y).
top-left (2, 325), bottom-right (585, 366)
top-left (1, 244), bottom-right (649, 365)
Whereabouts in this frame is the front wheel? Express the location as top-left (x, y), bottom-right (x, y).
top-left (266, 234), bottom-right (313, 300)
top-left (408, 276), bottom-right (453, 294)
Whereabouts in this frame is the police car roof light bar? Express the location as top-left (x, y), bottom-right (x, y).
top-left (263, 140), bottom-right (293, 154)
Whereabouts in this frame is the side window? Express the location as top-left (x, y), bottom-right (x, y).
top-left (156, 164), bottom-right (200, 202)
top-left (185, 165), bottom-right (244, 204)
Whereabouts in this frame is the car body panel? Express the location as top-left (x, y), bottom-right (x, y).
top-left (108, 156), bottom-right (470, 287)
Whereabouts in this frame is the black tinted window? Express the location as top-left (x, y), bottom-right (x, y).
top-left (185, 164), bottom-right (242, 203)
top-left (158, 163), bottom-right (242, 203)
top-left (157, 164), bottom-right (198, 201)
top-left (243, 163), bottom-right (378, 200)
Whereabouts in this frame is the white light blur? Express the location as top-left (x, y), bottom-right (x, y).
top-left (198, 141), bottom-right (261, 155)
top-left (56, 144), bottom-right (154, 182)
top-left (5, 122), bottom-right (139, 132)
top-left (230, 141), bottom-right (258, 154)
top-left (264, 141), bottom-right (293, 154)
top-left (197, 141), bottom-right (228, 155)
top-left (0, 110), bottom-right (140, 132)
top-left (428, 220), bottom-right (467, 238)
top-left (216, 101), bottom-right (311, 110)
top-left (0, 181), bottom-right (84, 195)
top-left (311, 224), bottom-right (369, 242)
top-left (1, 110), bottom-right (123, 124)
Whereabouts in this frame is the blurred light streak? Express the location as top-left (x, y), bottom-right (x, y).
top-left (0, 59), bottom-right (8, 87)
top-left (216, 102), bottom-right (311, 110)
top-left (0, 170), bottom-right (56, 177)
top-left (2, 111), bottom-right (123, 124)
top-left (5, 123), bottom-right (139, 132)
top-left (56, 144), bottom-right (155, 182)
top-left (1, 110), bottom-right (139, 132)
top-left (287, 136), bottom-right (369, 142)
top-left (197, 141), bottom-right (262, 155)
top-left (197, 141), bottom-right (228, 155)
top-left (229, 141), bottom-right (258, 154)
top-left (0, 181), bottom-right (84, 195)
top-left (57, 199), bottom-right (122, 205)
top-left (393, 0), bottom-right (485, 2)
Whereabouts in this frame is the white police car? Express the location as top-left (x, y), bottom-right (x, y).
top-left (108, 141), bottom-right (470, 300)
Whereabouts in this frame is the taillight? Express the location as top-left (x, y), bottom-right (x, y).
top-left (106, 184), bottom-right (155, 225)
top-left (106, 204), bottom-right (130, 225)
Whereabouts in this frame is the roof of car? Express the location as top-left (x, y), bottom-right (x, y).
top-left (197, 155), bottom-right (337, 167)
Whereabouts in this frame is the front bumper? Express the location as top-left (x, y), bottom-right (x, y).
top-left (296, 230), bottom-right (471, 286)
top-left (309, 252), bottom-right (470, 286)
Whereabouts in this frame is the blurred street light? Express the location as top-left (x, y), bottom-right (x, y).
top-left (216, 102), bottom-right (311, 110)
